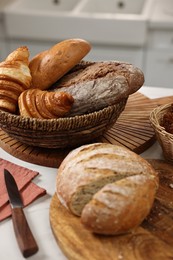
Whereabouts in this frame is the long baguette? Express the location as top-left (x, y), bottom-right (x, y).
top-left (29, 39), bottom-right (91, 90)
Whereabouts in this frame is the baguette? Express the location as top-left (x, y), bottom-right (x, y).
top-left (29, 39), bottom-right (91, 90)
top-left (52, 61), bottom-right (144, 116)
top-left (56, 143), bottom-right (159, 235)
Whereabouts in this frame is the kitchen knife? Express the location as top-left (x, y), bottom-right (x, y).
top-left (4, 169), bottom-right (38, 258)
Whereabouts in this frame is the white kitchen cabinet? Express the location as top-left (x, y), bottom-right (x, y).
top-left (0, 15), bottom-right (8, 61)
top-left (86, 44), bottom-right (144, 69)
top-left (6, 39), bottom-right (144, 70)
top-left (0, 0), bottom-right (15, 61)
top-left (2, 0), bottom-right (173, 88)
top-left (0, 40), bottom-right (8, 61)
top-left (144, 46), bottom-right (173, 88)
top-left (144, 29), bottom-right (173, 88)
top-left (6, 39), bottom-right (55, 59)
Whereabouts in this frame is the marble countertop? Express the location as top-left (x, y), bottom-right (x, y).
top-left (0, 85), bottom-right (173, 260)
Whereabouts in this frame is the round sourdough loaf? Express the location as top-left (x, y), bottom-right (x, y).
top-left (56, 143), bottom-right (159, 235)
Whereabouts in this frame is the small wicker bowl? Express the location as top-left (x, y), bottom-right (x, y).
top-left (0, 98), bottom-right (127, 149)
top-left (150, 103), bottom-right (173, 162)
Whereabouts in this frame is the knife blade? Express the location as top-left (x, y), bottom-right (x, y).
top-left (4, 169), bottom-right (38, 258)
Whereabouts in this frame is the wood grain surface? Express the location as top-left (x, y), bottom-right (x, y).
top-left (0, 92), bottom-right (172, 168)
top-left (49, 159), bottom-right (173, 260)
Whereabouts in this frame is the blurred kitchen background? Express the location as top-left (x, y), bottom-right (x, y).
top-left (0, 0), bottom-right (173, 88)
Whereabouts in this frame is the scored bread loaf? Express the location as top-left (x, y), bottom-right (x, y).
top-left (56, 143), bottom-right (159, 235)
top-left (81, 174), bottom-right (157, 235)
top-left (52, 61), bottom-right (144, 116)
top-left (29, 38), bottom-right (91, 90)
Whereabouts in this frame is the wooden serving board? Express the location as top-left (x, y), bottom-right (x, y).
top-left (0, 92), bottom-right (172, 168)
top-left (49, 159), bottom-right (173, 260)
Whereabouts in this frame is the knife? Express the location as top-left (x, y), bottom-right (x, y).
top-left (4, 169), bottom-right (38, 258)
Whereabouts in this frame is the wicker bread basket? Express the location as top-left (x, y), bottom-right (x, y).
top-left (150, 103), bottom-right (173, 162)
top-left (0, 98), bottom-right (127, 149)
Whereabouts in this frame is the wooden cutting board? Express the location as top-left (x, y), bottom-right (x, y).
top-left (49, 159), bottom-right (173, 260)
top-left (0, 92), bottom-right (172, 168)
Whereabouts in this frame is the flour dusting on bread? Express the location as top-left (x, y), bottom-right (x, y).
top-left (56, 143), bottom-right (159, 235)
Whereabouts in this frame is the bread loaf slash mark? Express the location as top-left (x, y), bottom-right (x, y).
top-left (81, 174), bottom-right (158, 234)
top-left (74, 153), bottom-right (148, 177)
top-left (68, 152), bottom-right (134, 169)
top-left (70, 170), bottom-right (145, 216)
top-left (63, 143), bottom-right (143, 167)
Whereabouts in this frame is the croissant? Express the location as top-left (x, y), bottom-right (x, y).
top-left (0, 46), bottom-right (32, 113)
top-left (18, 89), bottom-right (74, 119)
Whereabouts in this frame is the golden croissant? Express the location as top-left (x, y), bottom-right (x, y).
top-left (18, 89), bottom-right (74, 119)
top-left (0, 46), bottom-right (32, 113)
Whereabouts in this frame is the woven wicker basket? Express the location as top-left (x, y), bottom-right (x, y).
top-left (150, 103), bottom-right (173, 162)
top-left (0, 98), bottom-right (127, 149)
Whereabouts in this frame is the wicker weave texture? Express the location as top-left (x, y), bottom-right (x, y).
top-left (0, 98), bottom-right (127, 148)
top-left (150, 103), bottom-right (173, 162)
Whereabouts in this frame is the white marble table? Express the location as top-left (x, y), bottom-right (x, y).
top-left (0, 86), bottom-right (172, 260)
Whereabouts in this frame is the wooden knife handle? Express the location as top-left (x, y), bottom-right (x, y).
top-left (11, 207), bottom-right (38, 258)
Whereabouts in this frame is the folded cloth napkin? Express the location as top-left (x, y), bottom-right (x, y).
top-left (0, 158), bottom-right (47, 221)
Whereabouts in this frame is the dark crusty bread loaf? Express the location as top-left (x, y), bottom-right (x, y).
top-left (29, 39), bottom-right (91, 90)
top-left (52, 61), bottom-right (144, 116)
top-left (54, 60), bottom-right (144, 92)
top-left (56, 143), bottom-right (159, 235)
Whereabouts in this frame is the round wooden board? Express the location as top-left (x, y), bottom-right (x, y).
top-left (0, 92), bottom-right (165, 168)
top-left (49, 159), bottom-right (173, 260)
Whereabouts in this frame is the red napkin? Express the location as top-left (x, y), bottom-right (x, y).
top-left (0, 158), bottom-right (47, 221)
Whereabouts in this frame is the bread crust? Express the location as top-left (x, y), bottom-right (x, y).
top-left (18, 89), bottom-right (74, 119)
top-left (52, 61), bottom-right (144, 116)
top-left (0, 46), bottom-right (31, 113)
top-left (81, 174), bottom-right (158, 235)
top-left (29, 39), bottom-right (91, 90)
top-left (54, 61), bottom-right (144, 94)
top-left (56, 143), bottom-right (159, 235)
